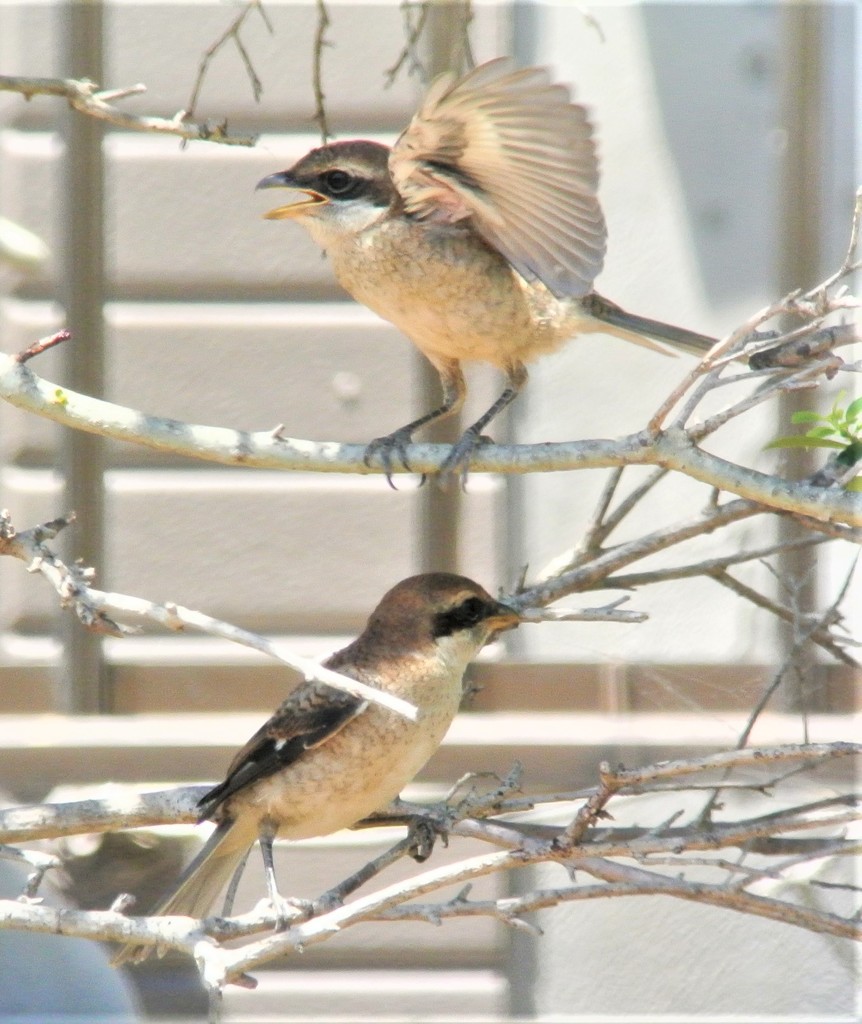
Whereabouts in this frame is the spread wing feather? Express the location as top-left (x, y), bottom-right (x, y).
top-left (390, 58), bottom-right (606, 298)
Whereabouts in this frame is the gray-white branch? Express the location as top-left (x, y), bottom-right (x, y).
top-left (0, 75), bottom-right (256, 146)
top-left (0, 743), bottom-right (858, 990)
top-left (0, 351), bottom-right (859, 524)
top-left (0, 511), bottom-right (418, 722)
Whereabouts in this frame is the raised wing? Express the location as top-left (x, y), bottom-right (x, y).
top-left (389, 57), bottom-right (607, 298)
top-left (197, 682), bottom-right (367, 821)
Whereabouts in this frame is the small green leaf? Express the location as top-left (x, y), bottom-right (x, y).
top-left (846, 395), bottom-right (862, 421)
top-left (766, 436), bottom-right (847, 450)
top-left (846, 477), bottom-right (862, 492)
top-left (805, 425), bottom-right (840, 439)
top-left (790, 411), bottom-right (826, 425)
top-left (829, 390), bottom-right (847, 416)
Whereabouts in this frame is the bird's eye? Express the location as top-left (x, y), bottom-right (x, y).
top-left (323, 169), bottom-right (355, 195)
top-left (456, 597), bottom-right (486, 626)
top-left (433, 596), bottom-right (487, 637)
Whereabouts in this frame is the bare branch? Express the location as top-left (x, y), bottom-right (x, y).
top-left (574, 856), bottom-right (860, 941)
top-left (516, 597), bottom-right (647, 624)
top-left (709, 566), bottom-right (855, 665)
top-left (603, 535), bottom-right (828, 589)
top-left (1, 351), bottom-right (859, 524)
top-left (816, 186), bottom-right (862, 292)
top-left (0, 787), bottom-right (205, 844)
top-left (0, 75), bottom-right (256, 147)
top-left (0, 743), bottom-right (856, 990)
top-left (518, 499), bottom-right (764, 608)
top-left (0, 511), bottom-right (418, 722)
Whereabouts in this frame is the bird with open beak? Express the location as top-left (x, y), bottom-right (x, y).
top-left (257, 58), bottom-right (717, 482)
top-left (112, 573), bottom-right (520, 965)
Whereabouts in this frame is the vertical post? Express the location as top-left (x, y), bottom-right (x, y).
top-left (416, 3), bottom-right (473, 573)
top-left (56, 0), bottom-right (108, 712)
top-left (775, 4), bottom-right (827, 711)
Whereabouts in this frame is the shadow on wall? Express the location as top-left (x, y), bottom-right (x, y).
top-left (0, 858), bottom-right (141, 1022)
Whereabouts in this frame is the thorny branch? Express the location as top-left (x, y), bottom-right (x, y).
top-left (0, 744), bottom-right (857, 990)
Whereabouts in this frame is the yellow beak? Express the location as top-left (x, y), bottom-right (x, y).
top-left (256, 171), bottom-right (329, 220)
top-left (485, 602), bottom-right (522, 637)
top-left (262, 189), bottom-right (328, 220)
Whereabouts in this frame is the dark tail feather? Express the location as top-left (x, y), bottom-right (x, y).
top-left (585, 292), bottom-right (717, 357)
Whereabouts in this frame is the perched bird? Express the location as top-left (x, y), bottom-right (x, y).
top-left (258, 57), bottom-right (718, 479)
top-left (112, 573), bottom-right (519, 965)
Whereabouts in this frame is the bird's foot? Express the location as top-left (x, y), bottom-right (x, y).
top-left (363, 428), bottom-right (419, 488)
top-left (438, 429), bottom-right (494, 488)
top-left (258, 894), bottom-right (314, 930)
top-left (407, 813), bottom-right (451, 863)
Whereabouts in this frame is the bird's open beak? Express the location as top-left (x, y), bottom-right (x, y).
top-left (256, 171), bottom-right (329, 220)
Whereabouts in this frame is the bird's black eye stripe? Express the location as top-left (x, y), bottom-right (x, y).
top-left (433, 596), bottom-right (489, 637)
top-left (322, 169), bottom-right (357, 195)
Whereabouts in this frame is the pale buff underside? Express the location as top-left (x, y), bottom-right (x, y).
top-left (216, 683), bottom-right (463, 852)
top-left (303, 212), bottom-right (665, 369)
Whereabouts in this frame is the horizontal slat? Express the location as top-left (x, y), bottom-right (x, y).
top-left (0, 710), bottom-right (856, 801)
top-left (0, 466), bottom-right (505, 631)
top-left (0, 131), bottom-right (348, 297)
top-left (0, 648), bottom-right (857, 716)
top-left (220, 968), bottom-right (508, 1019)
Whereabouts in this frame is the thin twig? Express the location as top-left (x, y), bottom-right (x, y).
top-left (13, 330), bottom-right (71, 365)
top-left (385, 2), bottom-right (431, 86)
top-left (696, 566), bottom-right (859, 825)
top-left (519, 499), bottom-right (764, 609)
top-left (603, 535), bottom-right (828, 589)
top-left (312, 0), bottom-right (331, 141)
top-left (184, 0), bottom-right (272, 123)
top-left (709, 568), bottom-right (855, 666)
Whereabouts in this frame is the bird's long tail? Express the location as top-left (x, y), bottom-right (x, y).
top-left (111, 819), bottom-right (250, 967)
top-left (584, 292), bottom-right (718, 357)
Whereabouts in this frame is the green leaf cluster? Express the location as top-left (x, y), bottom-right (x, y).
top-left (767, 392), bottom-right (862, 492)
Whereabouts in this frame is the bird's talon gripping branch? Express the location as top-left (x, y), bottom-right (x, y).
top-left (407, 815), bottom-right (450, 863)
top-left (265, 895), bottom-right (313, 930)
top-left (439, 429), bottom-right (495, 482)
top-left (363, 430), bottom-right (416, 487)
